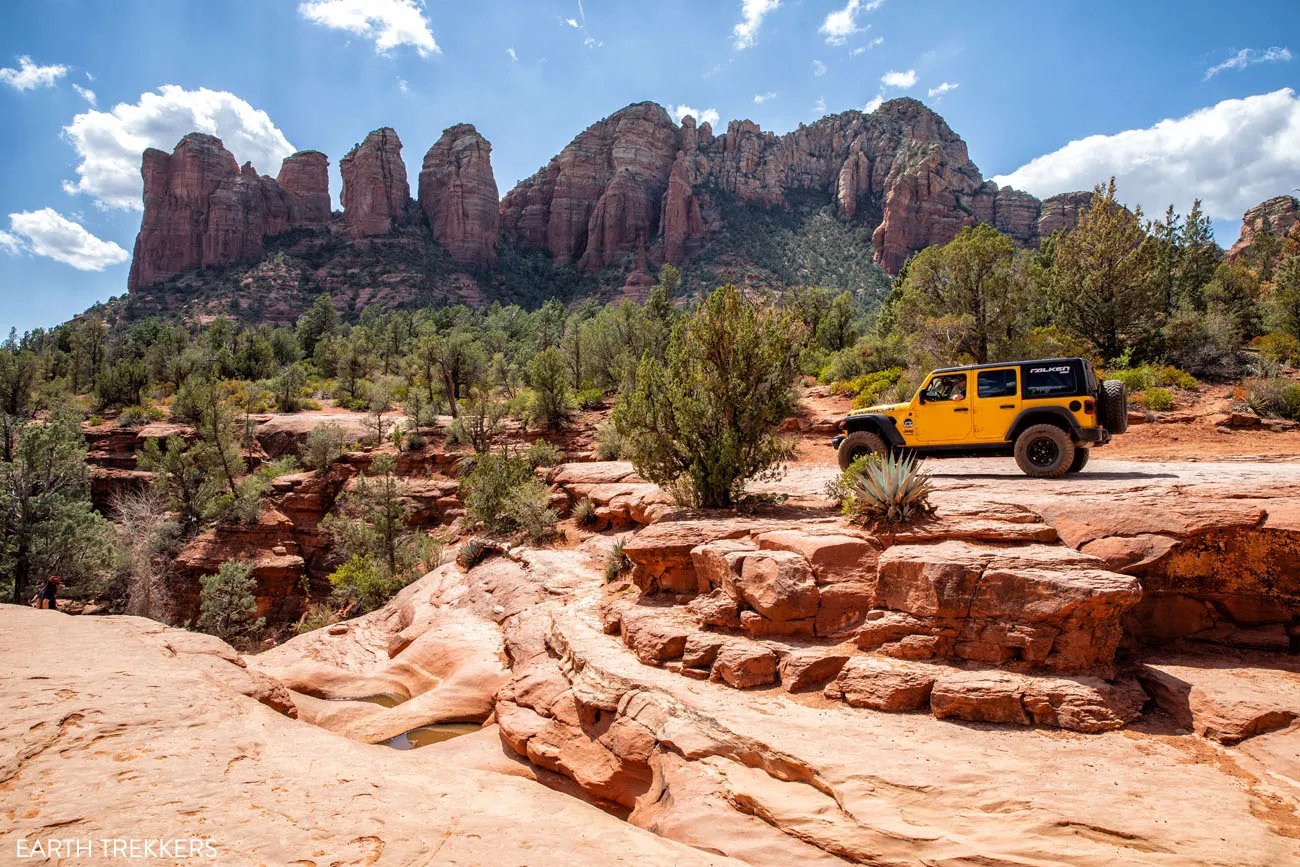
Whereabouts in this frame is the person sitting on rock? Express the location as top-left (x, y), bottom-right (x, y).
top-left (34, 576), bottom-right (61, 610)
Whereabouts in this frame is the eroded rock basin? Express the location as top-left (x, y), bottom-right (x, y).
top-left (6, 457), bottom-right (1300, 864)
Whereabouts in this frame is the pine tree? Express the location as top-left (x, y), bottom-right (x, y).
top-left (1175, 199), bottom-right (1222, 309)
top-left (197, 560), bottom-right (264, 645)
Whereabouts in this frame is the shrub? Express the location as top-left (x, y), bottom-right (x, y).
top-left (1254, 332), bottom-right (1300, 366)
top-left (592, 421), bottom-right (626, 461)
top-left (87, 415), bottom-right (105, 427)
top-left (295, 601), bottom-right (340, 635)
top-left (197, 560), bottom-right (264, 646)
top-left (1246, 378), bottom-right (1300, 420)
top-left (822, 453), bottom-right (883, 505)
top-left (461, 452), bottom-right (557, 541)
top-left (525, 439), bottom-right (564, 469)
top-left (604, 538), bottom-right (630, 583)
top-left (572, 496), bottom-right (598, 526)
top-left (843, 367), bottom-right (904, 409)
top-left (301, 423), bottom-right (347, 473)
top-left (405, 431), bottom-right (427, 451)
top-left (327, 554), bottom-right (410, 614)
top-left (116, 406), bottom-right (151, 428)
top-left (1140, 387), bottom-right (1175, 412)
top-left (575, 387), bottom-right (606, 410)
top-left (843, 452), bottom-right (934, 525)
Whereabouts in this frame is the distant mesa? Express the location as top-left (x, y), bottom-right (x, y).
top-left (142, 98), bottom-right (1284, 309)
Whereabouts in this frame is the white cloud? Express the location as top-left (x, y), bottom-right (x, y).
top-left (869, 36), bottom-right (884, 48)
top-left (507, 47), bottom-right (518, 62)
top-left (991, 88), bottom-right (1300, 224)
top-left (754, 91), bottom-right (777, 104)
top-left (813, 96), bottom-right (827, 114)
top-left (565, 18), bottom-right (579, 27)
top-left (72, 83), bottom-right (96, 105)
top-left (2, 208), bottom-right (129, 271)
top-left (673, 104), bottom-right (721, 128)
top-left (0, 56), bottom-right (68, 91)
top-left (1205, 46), bottom-right (1291, 80)
top-left (584, 36), bottom-right (603, 48)
top-left (396, 77), bottom-right (409, 93)
top-left (850, 46), bottom-right (865, 56)
top-left (61, 85), bottom-right (295, 211)
top-left (813, 59), bottom-right (828, 76)
top-left (819, 0), bottom-right (883, 46)
top-left (864, 95), bottom-right (884, 113)
top-left (881, 69), bottom-right (916, 88)
top-left (298, 0), bottom-right (438, 56)
top-left (733, 0), bottom-right (781, 51)
top-left (927, 81), bottom-right (958, 98)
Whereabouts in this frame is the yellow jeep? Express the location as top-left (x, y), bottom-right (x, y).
top-left (831, 358), bottom-right (1128, 478)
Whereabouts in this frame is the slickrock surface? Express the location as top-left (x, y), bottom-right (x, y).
top-left (0, 606), bottom-right (735, 866)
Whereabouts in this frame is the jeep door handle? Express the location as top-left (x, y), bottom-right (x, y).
top-left (953, 408), bottom-right (969, 413)
top-left (999, 404), bottom-right (1015, 409)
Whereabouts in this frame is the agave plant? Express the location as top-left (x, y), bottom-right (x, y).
top-left (604, 538), bottom-right (631, 583)
top-left (845, 452), bottom-right (934, 525)
top-left (571, 496), bottom-right (598, 526)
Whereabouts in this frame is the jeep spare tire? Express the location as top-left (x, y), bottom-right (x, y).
top-left (1014, 424), bottom-right (1075, 478)
top-left (837, 431), bottom-right (887, 470)
top-left (1099, 379), bottom-right (1129, 434)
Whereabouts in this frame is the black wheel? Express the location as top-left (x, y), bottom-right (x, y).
top-left (1098, 379), bottom-right (1129, 434)
top-left (837, 431), bottom-right (887, 470)
top-left (1066, 447), bottom-right (1090, 473)
top-left (1014, 424), bottom-right (1075, 478)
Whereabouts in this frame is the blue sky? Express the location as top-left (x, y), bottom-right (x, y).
top-left (2, 0), bottom-right (1298, 334)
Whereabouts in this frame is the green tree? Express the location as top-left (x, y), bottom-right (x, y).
top-left (0, 349), bottom-right (38, 462)
top-left (816, 291), bottom-right (859, 352)
top-left (321, 454), bottom-right (435, 611)
top-left (197, 560), bottom-right (264, 645)
top-left (614, 284), bottom-right (805, 508)
top-left (896, 224), bottom-right (1027, 364)
top-left (528, 347), bottom-right (573, 429)
top-left (1044, 178), bottom-right (1160, 361)
top-left (1175, 199), bottom-right (1221, 309)
top-left (0, 411), bottom-right (114, 603)
top-left (295, 293), bottom-right (338, 357)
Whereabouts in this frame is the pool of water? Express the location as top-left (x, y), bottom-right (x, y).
top-left (382, 723), bottom-right (482, 750)
top-left (327, 693), bottom-right (406, 709)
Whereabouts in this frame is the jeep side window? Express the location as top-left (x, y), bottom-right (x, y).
top-left (922, 374), bottom-right (966, 402)
top-left (977, 369), bottom-right (1017, 398)
top-left (1023, 365), bottom-right (1078, 397)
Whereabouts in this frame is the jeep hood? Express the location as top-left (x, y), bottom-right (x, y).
top-left (849, 402), bottom-right (907, 416)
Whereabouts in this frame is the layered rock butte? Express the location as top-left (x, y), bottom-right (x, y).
top-left (127, 99), bottom-right (1096, 297)
top-left (1228, 194), bottom-right (1300, 260)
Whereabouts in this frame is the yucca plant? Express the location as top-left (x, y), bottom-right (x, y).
top-left (604, 538), bottom-right (631, 583)
top-left (572, 496), bottom-right (598, 526)
top-left (844, 452), bottom-right (934, 525)
top-left (457, 537), bottom-right (489, 570)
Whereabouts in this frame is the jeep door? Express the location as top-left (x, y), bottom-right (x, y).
top-left (972, 367), bottom-right (1020, 440)
top-left (911, 372), bottom-right (972, 444)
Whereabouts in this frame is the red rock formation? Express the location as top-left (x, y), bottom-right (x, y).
top-left (500, 98), bottom-right (1085, 276)
top-left (1037, 190), bottom-right (1093, 237)
top-left (276, 150), bottom-right (332, 226)
top-left (128, 135), bottom-right (331, 291)
top-left (499, 102), bottom-right (680, 270)
top-left (418, 124), bottom-right (499, 267)
top-left (340, 127), bottom-right (411, 238)
top-left (1228, 194), bottom-right (1300, 260)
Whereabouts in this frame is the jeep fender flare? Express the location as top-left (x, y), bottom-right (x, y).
top-left (843, 413), bottom-right (906, 448)
top-left (1004, 407), bottom-right (1082, 443)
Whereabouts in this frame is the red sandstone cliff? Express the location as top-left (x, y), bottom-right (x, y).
top-left (127, 134), bottom-right (332, 292)
top-left (418, 124), bottom-right (500, 268)
top-left (500, 98), bottom-right (1088, 275)
top-left (1228, 195), bottom-right (1300, 260)
top-left (340, 127), bottom-right (412, 238)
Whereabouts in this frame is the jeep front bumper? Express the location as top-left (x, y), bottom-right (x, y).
top-left (1077, 426), bottom-right (1110, 445)
top-left (831, 434), bottom-right (845, 450)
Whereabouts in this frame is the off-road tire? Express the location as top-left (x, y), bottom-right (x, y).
top-left (837, 431), bottom-right (888, 470)
top-left (1014, 424), bottom-right (1076, 478)
top-left (1066, 447), bottom-right (1091, 473)
top-left (1098, 379), bottom-right (1129, 434)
